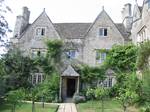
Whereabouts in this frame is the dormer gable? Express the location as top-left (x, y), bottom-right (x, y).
top-left (85, 8), bottom-right (125, 42)
top-left (20, 9), bottom-right (61, 43)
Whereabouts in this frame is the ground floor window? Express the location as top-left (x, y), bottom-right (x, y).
top-left (98, 77), bottom-right (114, 88)
top-left (31, 73), bottom-right (44, 85)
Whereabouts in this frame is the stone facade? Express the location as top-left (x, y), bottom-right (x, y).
top-left (131, 0), bottom-right (150, 44)
top-left (12, 2), bottom-right (146, 100)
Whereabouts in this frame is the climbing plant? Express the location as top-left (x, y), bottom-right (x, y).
top-left (136, 40), bottom-right (150, 70)
top-left (104, 43), bottom-right (138, 73)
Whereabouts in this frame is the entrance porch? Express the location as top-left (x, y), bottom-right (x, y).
top-left (59, 65), bottom-right (80, 102)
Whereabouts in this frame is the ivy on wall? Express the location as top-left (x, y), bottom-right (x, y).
top-left (136, 41), bottom-right (150, 70)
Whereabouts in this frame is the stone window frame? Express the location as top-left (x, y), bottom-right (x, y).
top-left (98, 27), bottom-right (108, 37)
top-left (30, 48), bottom-right (47, 58)
top-left (66, 49), bottom-right (78, 59)
top-left (35, 27), bottom-right (46, 37)
top-left (137, 26), bottom-right (148, 43)
top-left (97, 76), bottom-right (114, 88)
top-left (31, 73), bottom-right (44, 85)
top-left (95, 50), bottom-right (107, 64)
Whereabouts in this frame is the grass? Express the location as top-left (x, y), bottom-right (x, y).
top-left (0, 102), bottom-right (58, 112)
top-left (76, 99), bottom-right (140, 112)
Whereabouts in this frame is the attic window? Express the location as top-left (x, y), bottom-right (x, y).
top-left (36, 27), bottom-right (46, 36)
top-left (99, 28), bottom-right (107, 37)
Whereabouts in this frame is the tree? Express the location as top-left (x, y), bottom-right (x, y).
top-left (117, 88), bottom-right (138, 112)
top-left (6, 89), bottom-right (25, 112)
top-left (0, 0), bottom-right (12, 55)
top-left (0, 59), bottom-right (6, 102)
top-left (2, 48), bottom-right (36, 90)
top-left (94, 87), bottom-right (109, 112)
top-left (34, 40), bottom-right (63, 103)
top-left (46, 39), bottom-right (63, 73)
top-left (114, 72), bottom-right (140, 112)
top-left (104, 44), bottom-right (139, 97)
top-left (37, 72), bottom-right (60, 103)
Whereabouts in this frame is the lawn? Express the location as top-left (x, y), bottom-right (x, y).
top-left (76, 99), bottom-right (140, 112)
top-left (0, 102), bottom-right (58, 112)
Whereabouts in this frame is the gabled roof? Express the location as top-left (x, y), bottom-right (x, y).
top-left (54, 22), bottom-right (129, 40)
top-left (61, 65), bottom-right (79, 77)
top-left (18, 8), bottom-right (130, 41)
top-left (84, 9), bottom-right (128, 40)
top-left (19, 9), bottom-right (61, 39)
top-left (115, 23), bottom-right (131, 41)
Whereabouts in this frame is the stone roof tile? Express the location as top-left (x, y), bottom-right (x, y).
top-left (54, 23), bottom-right (91, 39)
top-left (62, 65), bottom-right (79, 77)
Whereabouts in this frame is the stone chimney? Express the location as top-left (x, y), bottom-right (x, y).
top-left (122, 3), bottom-right (133, 32)
top-left (13, 7), bottom-right (30, 38)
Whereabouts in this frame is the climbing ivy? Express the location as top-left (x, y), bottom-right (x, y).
top-left (136, 40), bottom-right (150, 70)
top-left (104, 43), bottom-right (138, 73)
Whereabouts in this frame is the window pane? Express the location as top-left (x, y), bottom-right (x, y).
top-left (103, 81), bottom-right (107, 87)
top-left (99, 28), bottom-right (103, 36)
top-left (32, 51), bottom-right (37, 58)
top-left (96, 51), bottom-right (100, 60)
top-left (38, 75), bottom-right (42, 83)
top-left (37, 51), bottom-right (41, 56)
top-left (96, 51), bottom-right (106, 64)
top-left (108, 78), bottom-right (112, 87)
top-left (41, 28), bottom-right (45, 36)
top-left (32, 75), bottom-right (37, 84)
top-left (70, 50), bottom-right (75, 58)
top-left (66, 50), bottom-right (76, 59)
top-left (104, 29), bottom-right (107, 36)
top-left (36, 28), bottom-right (41, 36)
top-left (101, 52), bottom-right (106, 61)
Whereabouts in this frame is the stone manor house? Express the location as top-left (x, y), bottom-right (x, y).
top-left (11, 0), bottom-right (150, 100)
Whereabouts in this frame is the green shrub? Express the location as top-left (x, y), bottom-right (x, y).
top-left (86, 88), bottom-right (95, 100)
top-left (140, 106), bottom-right (150, 112)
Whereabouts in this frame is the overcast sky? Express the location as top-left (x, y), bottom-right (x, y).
top-left (5, 0), bottom-right (143, 34)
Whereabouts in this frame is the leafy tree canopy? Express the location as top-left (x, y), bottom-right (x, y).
top-left (1, 48), bottom-right (36, 90)
top-left (0, 0), bottom-right (12, 54)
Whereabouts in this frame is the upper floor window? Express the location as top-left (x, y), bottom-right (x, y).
top-left (96, 51), bottom-right (107, 64)
top-left (99, 28), bottom-right (107, 37)
top-left (137, 27), bottom-right (148, 43)
top-left (35, 27), bottom-right (46, 36)
top-left (66, 50), bottom-right (76, 59)
top-left (31, 49), bottom-right (46, 58)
